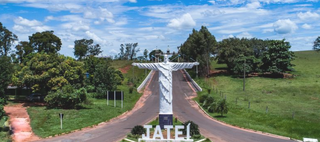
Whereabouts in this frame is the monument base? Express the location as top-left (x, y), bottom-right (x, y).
top-left (159, 114), bottom-right (173, 129)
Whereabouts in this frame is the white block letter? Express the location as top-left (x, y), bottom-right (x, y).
top-left (186, 123), bottom-right (191, 140)
top-left (175, 125), bottom-right (184, 140)
top-left (142, 125), bottom-right (152, 139)
top-left (153, 125), bottom-right (164, 140)
top-left (164, 125), bottom-right (173, 140)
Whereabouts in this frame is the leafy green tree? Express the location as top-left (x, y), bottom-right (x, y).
top-left (84, 56), bottom-right (105, 84)
top-left (15, 41), bottom-right (33, 63)
top-left (19, 53), bottom-right (85, 94)
top-left (0, 56), bottom-right (13, 98)
top-left (180, 26), bottom-right (217, 76)
top-left (215, 99), bottom-right (228, 116)
top-left (0, 56), bottom-right (13, 120)
top-left (74, 39), bottom-right (102, 60)
top-left (93, 61), bottom-right (123, 92)
top-left (261, 39), bottom-right (295, 74)
top-left (0, 22), bottom-right (18, 56)
top-left (313, 36), bottom-right (320, 51)
top-left (216, 37), bottom-right (267, 74)
top-left (29, 31), bottom-right (62, 54)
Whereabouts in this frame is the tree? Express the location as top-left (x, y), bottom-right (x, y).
top-left (0, 56), bottom-right (13, 98)
top-left (15, 41), bottom-right (33, 63)
top-left (84, 56), bottom-right (105, 84)
top-left (0, 22), bottom-right (18, 56)
top-left (313, 36), bottom-right (320, 51)
top-left (143, 49), bottom-right (148, 60)
top-left (19, 53), bottom-right (85, 94)
top-left (29, 31), bottom-right (62, 54)
top-left (74, 39), bottom-right (102, 60)
top-left (88, 44), bottom-right (102, 56)
top-left (93, 61), bottom-right (123, 92)
top-left (180, 26), bottom-right (217, 76)
top-left (261, 39), bottom-right (295, 74)
top-left (215, 99), bottom-right (228, 116)
top-left (119, 43), bottom-right (139, 60)
top-left (0, 56), bottom-right (13, 121)
top-left (149, 49), bottom-right (163, 62)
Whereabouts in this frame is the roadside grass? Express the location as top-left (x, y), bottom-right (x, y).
top-left (0, 118), bottom-right (11, 142)
top-left (28, 86), bottom-right (141, 138)
top-left (27, 60), bottom-right (148, 138)
top-left (194, 51), bottom-right (320, 140)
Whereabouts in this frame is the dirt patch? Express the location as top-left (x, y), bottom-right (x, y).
top-left (4, 103), bottom-right (40, 142)
top-left (119, 65), bottom-right (131, 74)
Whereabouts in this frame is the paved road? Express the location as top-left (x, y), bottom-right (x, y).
top-left (35, 71), bottom-right (294, 142)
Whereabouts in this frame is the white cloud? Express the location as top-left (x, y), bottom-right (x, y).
top-left (302, 23), bottom-right (312, 29)
top-left (208, 0), bottom-right (215, 4)
top-left (61, 21), bottom-right (90, 31)
top-left (237, 32), bottom-right (253, 38)
top-left (13, 16), bottom-right (50, 33)
top-left (167, 13), bottom-right (196, 30)
top-left (273, 19), bottom-right (298, 34)
top-left (14, 16), bottom-right (42, 27)
top-left (85, 31), bottom-right (106, 44)
top-left (297, 11), bottom-right (320, 21)
top-left (246, 2), bottom-right (261, 9)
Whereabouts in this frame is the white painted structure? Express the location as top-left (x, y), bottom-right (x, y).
top-left (133, 54), bottom-right (199, 114)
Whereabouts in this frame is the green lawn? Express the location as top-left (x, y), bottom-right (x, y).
top-left (28, 86), bottom-right (141, 138)
top-left (193, 51), bottom-right (320, 140)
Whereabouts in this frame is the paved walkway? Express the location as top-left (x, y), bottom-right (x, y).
top-left (4, 103), bottom-right (40, 142)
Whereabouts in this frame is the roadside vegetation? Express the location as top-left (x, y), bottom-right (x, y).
top-left (193, 51), bottom-right (320, 140)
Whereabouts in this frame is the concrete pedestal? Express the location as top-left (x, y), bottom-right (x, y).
top-left (159, 114), bottom-right (173, 129)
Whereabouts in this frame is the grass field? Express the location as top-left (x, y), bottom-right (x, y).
top-left (27, 60), bottom-right (148, 138)
top-left (193, 51), bottom-right (320, 140)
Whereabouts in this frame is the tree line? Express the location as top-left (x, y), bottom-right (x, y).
top-left (179, 26), bottom-right (300, 77)
top-left (0, 22), bottom-right (124, 114)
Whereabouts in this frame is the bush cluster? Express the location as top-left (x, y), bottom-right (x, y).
top-left (131, 125), bottom-right (145, 135)
top-left (199, 94), bottom-right (229, 116)
top-left (45, 85), bottom-right (87, 109)
top-left (182, 121), bottom-right (200, 136)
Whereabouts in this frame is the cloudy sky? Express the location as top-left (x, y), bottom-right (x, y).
top-left (0, 0), bottom-right (319, 58)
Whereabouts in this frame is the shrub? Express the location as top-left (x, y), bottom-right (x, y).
top-left (131, 125), bottom-right (145, 135)
top-left (129, 87), bottom-right (134, 94)
top-left (45, 86), bottom-right (88, 109)
top-left (216, 99), bottom-right (229, 116)
top-left (199, 95), bottom-right (208, 104)
top-left (207, 102), bottom-right (217, 113)
top-left (202, 96), bottom-right (214, 108)
top-left (182, 121), bottom-right (200, 136)
top-left (85, 85), bottom-right (95, 93)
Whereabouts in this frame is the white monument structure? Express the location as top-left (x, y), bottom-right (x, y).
top-left (133, 53), bottom-right (199, 128)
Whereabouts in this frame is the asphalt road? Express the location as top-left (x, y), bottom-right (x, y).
top-left (35, 70), bottom-right (294, 142)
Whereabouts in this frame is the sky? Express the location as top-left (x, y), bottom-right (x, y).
top-left (0, 0), bottom-right (319, 58)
